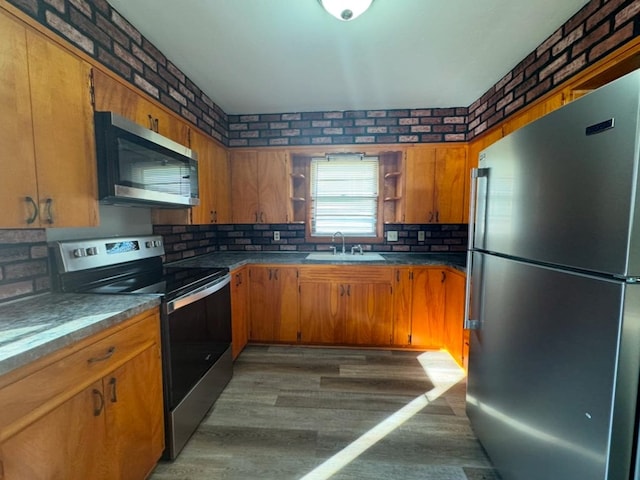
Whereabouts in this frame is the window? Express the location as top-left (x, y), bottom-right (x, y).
top-left (310, 154), bottom-right (379, 237)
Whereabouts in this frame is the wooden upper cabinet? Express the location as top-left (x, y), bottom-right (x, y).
top-left (404, 145), bottom-right (467, 224)
top-left (93, 70), bottom-right (189, 147)
top-left (230, 150), bottom-right (290, 223)
top-left (0, 10), bottom-right (98, 228)
top-left (187, 131), bottom-right (231, 225)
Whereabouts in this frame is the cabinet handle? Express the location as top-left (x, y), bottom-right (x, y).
top-left (441, 271), bottom-right (446, 283)
top-left (87, 346), bottom-right (116, 364)
top-left (109, 377), bottom-right (118, 403)
top-left (187, 128), bottom-right (191, 147)
top-left (255, 212), bottom-right (258, 222)
top-left (24, 196), bottom-right (39, 224)
top-left (274, 269), bottom-right (278, 281)
top-left (92, 388), bottom-right (104, 416)
top-left (148, 114), bottom-right (154, 130)
top-left (347, 285), bottom-right (351, 296)
top-left (154, 118), bottom-right (159, 132)
top-left (43, 198), bottom-right (54, 224)
top-left (340, 285), bottom-right (345, 296)
top-left (436, 211), bottom-right (439, 222)
top-left (214, 210), bottom-right (218, 223)
top-left (268, 269), bottom-right (272, 281)
top-left (260, 212), bottom-right (265, 223)
top-left (428, 211), bottom-right (434, 222)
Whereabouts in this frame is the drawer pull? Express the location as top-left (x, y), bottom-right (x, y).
top-left (92, 388), bottom-right (104, 416)
top-left (87, 346), bottom-right (116, 364)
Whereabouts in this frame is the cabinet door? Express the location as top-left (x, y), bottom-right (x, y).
top-left (434, 146), bottom-right (467, 223)
top-left (190, 129), bottom-right (214, 224)
top-left (231, 267), bottom-right (249, 359)
top-left (393, 268), bottom-right (413, 346)
top-left (0, 380), bottom-right (109, 479)
top-left (105, 345), bottom-right (164, 480)
top-left (299, 281), bottom-right (346, 344)
top-left (28, 32), bottom-right (98, 227)
top-left (345, 282), bottom-right (393, 345)
top-left (444, 270), bottom-right (465, 367)
top-left (410, 268), bottom-right (446, 348)
top-left (248, 267), bottom-right (299, 342)
top-left (258, 150), bottom-right (290, 223)
top-left (231, 151), bottom-right (260, 223)
top-left (212, 142), bottom-right (231, 223)
top-left (0, 11), bottom-right (38, 227)
top-left (404, 146), bottom-right (436, 223)
top-left (93, 69), bottom-right (141, 122)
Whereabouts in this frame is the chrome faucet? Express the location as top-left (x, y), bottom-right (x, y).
top-left (351, 244), bottom-right (363, 255)
top-left (331, 231), bottom-right (346, 254)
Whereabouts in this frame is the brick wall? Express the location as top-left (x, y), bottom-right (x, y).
top-left (7, 0), bottom-right (640, 146)
top-left (228, 108), bottom-right (468, 147)
top-left (0, 230), bottom-right (50, 302)
top-left (467, 0), bottom-right (640, 139)
top-left (153, 223), bottom-right (468, 263)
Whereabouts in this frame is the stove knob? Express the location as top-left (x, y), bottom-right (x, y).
top-left (86, 247), bottom-right (98, 256)
top-left (145, 241), bottom-right (153, 248)
top-left (154, 240), bottom-right (162, 247)
top-left (72, 248), bottom-right (86, 257)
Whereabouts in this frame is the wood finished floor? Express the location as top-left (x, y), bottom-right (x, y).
top-left (150, 346), bottom-right (500, 480)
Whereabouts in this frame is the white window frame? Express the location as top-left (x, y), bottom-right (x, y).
top-left (309, 154), bottom-right (380, 238)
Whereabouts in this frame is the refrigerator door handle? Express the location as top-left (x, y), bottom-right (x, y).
top-left (468, 167), bottom-right (490, 251)
top-left (465, 167), bottom-right (489, 331)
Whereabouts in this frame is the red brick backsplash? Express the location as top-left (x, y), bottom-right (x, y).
top-left (0, 229), bottom-right (50, 303)
top-left (153, 223), bottom-right (468, 263)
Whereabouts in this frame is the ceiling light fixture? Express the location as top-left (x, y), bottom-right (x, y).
top-left (318, 0), bottom-right (374, 21)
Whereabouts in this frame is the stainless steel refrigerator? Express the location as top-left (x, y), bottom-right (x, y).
top-left (465, 68), bottom-right (640, 480)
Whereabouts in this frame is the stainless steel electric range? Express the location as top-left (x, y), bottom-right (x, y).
top-left (50, 235), bottom-right (232, 460)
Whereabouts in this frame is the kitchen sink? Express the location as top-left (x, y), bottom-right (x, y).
top-left (305, 252), bottom-right (386, 262)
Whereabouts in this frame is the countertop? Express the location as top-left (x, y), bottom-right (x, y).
top-left (170, 251), bottom-right (467, 272)
top-left (0, 293), bottom-right (160, 377)
top-left (0, 252), bottom-right (464, 379)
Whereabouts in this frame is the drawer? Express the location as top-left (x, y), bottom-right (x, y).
top-left (298, 265), bottom-right (393, 283)
top-left (0, 309), bottom-right (159, 442)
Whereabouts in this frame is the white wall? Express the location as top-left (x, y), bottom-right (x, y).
top-left (46, 204), bottom-right (153, 242)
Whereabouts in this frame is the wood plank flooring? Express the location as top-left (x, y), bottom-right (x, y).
top-left (150, 346), bottom-right (500, 480)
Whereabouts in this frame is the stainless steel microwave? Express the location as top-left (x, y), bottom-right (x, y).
top-left (94, 111), bottom-right (199, 208)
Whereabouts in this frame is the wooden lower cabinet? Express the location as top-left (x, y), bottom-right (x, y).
top-left (0, 309), bottom-right (164, 480)
top-left (410, 268), bottom-right (447, 348)
top-left (299, 266), bottom-right (393, 346)
top-left (444, 269), bottom-right (466, 367)
top-left (248, 266), bottom-right (299, 342)
top-left (231, 266), bottom-right (249, 359)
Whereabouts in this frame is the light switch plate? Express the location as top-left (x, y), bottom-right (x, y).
top-left (418, 231), bottom-right (425, 242)
top-left (387, 231), bottom-right (398, 242)
top-left (273, 231), bottom-right (280, 241)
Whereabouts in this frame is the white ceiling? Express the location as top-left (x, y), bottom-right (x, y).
top-left (106, 0), bottom-right (591, 115)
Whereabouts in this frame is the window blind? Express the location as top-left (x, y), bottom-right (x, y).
top-left (310, 155), bottom-right (379, 236)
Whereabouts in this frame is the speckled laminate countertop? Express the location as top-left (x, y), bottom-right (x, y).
top-left (170, 251), bottom-right (467, 272)
top-left (0, 293), bottom-right (161, 377)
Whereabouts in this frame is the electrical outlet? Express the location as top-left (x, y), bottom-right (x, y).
top-left (418, 231), bottom-right (425, 242)
top-left (273, 231), bottom-right (280, 241)
top-left (387, 231), bottom-right (398, 242)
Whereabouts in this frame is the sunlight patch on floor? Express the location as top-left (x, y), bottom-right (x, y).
top-left (299, 350), bottom-right (465, 480)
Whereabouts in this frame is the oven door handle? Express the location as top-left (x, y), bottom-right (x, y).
top-left (166, 273), bottom-right (231, 314)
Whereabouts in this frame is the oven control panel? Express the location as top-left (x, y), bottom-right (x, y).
top-left (51, 235), bottom-right (165, 273)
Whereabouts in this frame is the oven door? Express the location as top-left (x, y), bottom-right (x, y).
top-left (161, 273), bottom-right (232, 459)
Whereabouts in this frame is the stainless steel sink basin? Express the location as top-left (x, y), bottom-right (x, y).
top-left (305, 252), bottom-right (385, 262)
